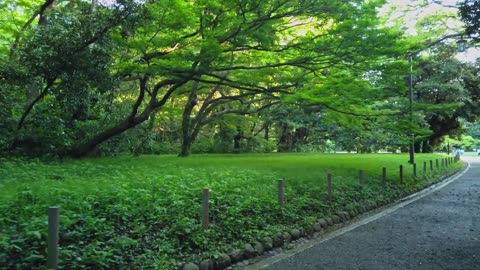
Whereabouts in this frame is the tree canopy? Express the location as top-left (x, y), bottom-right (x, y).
top-left (0, 0), bottom-right (479, 157)
top-left (459, 0), bottom-right (480, 41)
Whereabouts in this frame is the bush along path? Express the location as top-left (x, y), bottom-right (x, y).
top-left (0, 154), bottom-right (463, 269)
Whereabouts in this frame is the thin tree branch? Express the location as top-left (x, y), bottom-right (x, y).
top-left (16, 78), bottom-right (56, 131)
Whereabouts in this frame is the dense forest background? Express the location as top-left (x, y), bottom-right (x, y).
top-left (1, 0), bottom-right (480, 158)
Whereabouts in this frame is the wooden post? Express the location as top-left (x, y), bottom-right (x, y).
top-left (382, 167), bottom-right (386, 186)
top-left (413, 163), bottom-right (417, 177)
top-left (327, 174), bottom-right (332, 202)
top-left (202, 189), bottom-right (209, 230)
top-left (423, 161), bottom-right (427, 173)
top-left (47, 206), bottom-right (60, 270)
top-left (399, 165), bottom-right (403, 183)
top-left (430, 160), bottom-right (433, 171)
top-left (359, 170), bottom-right (365, 186)
top-left (277, 179), bottom-right (284, 206)
top-left (436, 159), bottom-right (439, 169)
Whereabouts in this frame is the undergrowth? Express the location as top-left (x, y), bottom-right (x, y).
top-left (0, 154), bottom-right (462, 269)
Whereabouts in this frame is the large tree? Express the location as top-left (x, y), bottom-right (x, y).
top-left (412, 46), bottom-right (480, 152)
top-left (1, 0), bottom-right (413, 157)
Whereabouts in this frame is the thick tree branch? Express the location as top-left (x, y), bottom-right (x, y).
top-left (129, 77), bottom-right (148, 120)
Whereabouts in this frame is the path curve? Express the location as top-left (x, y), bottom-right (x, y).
top-left (247, 156), bottom-right (480, 270)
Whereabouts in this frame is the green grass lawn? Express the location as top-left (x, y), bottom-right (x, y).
top-left (0, 153), bottom-right (462, 269)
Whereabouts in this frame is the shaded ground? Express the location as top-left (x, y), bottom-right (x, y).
top-left (257, 156), bottom-right (480, 270)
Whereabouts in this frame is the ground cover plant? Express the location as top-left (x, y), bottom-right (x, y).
top-left (0, 153), bottom-right (463, 269)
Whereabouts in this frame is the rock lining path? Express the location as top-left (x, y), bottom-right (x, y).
top-left (247, 157), bottom-right (480, 270)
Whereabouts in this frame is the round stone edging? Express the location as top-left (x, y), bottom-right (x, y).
top-left (182, 162), bottom-right (467, 270)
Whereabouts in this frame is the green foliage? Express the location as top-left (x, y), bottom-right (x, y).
top-left (464, 119), bottom-right (480, 139)
top-left (439, 135), bottom-right (480, 151)
top-left (411, 47), bottom-right (480, 151)
top-left (459, 0), bottom-right (480, 42)
top-left (0, 153), bottom-right (462, 269)
top-left (2, 0), bottom-right (422, 158)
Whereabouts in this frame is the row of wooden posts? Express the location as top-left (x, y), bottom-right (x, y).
top-left (45, 156), bottom-right (459, 269)
top-left (201, 156), bottom-right (459, 228)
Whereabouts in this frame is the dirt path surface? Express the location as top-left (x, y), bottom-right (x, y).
top-left (250, 157), bottom-right (480, 270)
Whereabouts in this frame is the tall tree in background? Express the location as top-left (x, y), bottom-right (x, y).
top-left (459, 0), bottom-right (480, 41)
top-left (412, 46), bottom-right (480, 152)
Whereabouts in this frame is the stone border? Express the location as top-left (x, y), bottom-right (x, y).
top-left (182, 162), bottom-right (467, 270)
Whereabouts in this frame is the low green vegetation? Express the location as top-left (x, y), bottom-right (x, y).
top-left (0, 153), bottom-right (462, 269)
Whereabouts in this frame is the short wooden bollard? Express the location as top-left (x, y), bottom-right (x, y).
top-left (327, 174), bottom-right (332, 202)
top-left (436, 159), bottom-right (439, 168)
top-left (48, 206), bottom-right (60, 269)
top-left (423, 161), bottom-right (427, 173)
top-left (430, 160), bottom-right (433, 171)
top-left (277, 179), bottom-right (284, 207)
top-left (442, 158), bottom-right (445, 167)
top-left (413, 163), bottom-right (417, 177)
top-left (202, 189), bottom-right (209, 229)
top-left (382, 167), bottom-right (386, 185)
top-left (399, 165), bottom-right (403, 183)
top-left (359, 170), bottom-right (365, 186)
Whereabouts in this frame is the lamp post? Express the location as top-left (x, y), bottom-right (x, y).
top-left (407, 36), bottom-right (467, 164)
top-left (458, 37), bottom-right (467, 53)
top-left (408, 55), bottom-right (414, 164)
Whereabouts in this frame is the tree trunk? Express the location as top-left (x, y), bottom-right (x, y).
top-left (179, 81), bottom-right (199, 157)
top-left (278, 125), bottom-right (293, 152)
top-left (414, 141), bottom-right (422, 154)
top-left (233, 126), bottom-right (242, 153)
top-left (68, 108), bottom-right (152, 157)
top-left (179, 136), bottom-right (193, 157)
top-left (421, 140), bottom-right (433, 153)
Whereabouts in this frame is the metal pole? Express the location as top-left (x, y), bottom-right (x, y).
top-left (399, 165), bottom-right (403, 183)
top-left (47, 206), bottom-right (60, 269)
top-left (382, 167), bottom-right (386, 186)
top-left (327, 174), bottom-right (332, 203)
top-left (277, 179), bottom-right (284, 206)
top-left (202, 189), bottom-right (209, 229)
top-left (408, 55), bottom-right (415, 164)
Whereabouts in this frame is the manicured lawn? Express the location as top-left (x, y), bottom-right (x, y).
top-left (0, 153), bottom-right (462, 269)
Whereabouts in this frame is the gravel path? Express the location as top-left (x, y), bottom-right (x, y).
top-left (256, 157), bottom-right (480, 270)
